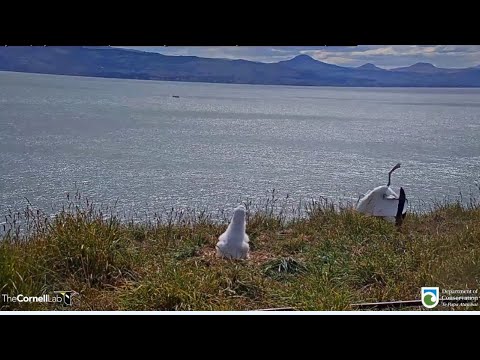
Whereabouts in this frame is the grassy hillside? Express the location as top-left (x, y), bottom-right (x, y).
top-left (1, 193), bottom-right (479, 311)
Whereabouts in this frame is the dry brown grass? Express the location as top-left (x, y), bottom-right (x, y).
top-left (1, 193), bottom-right (479, 311)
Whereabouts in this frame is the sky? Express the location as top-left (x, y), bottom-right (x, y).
top-left (118, 45), bottom-right (480, 69)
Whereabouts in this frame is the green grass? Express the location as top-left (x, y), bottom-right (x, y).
top-left (1, 193), bottom-right (479, 311)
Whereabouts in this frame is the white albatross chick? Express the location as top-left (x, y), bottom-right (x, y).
top-left (216, 205), bottom-right (250, 259)
top-left (356, 163), bottom-right (407, 226)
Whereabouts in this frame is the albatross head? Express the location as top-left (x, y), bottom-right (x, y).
top-left (387, 162), bottom-right (401, 187)
top-left (231, 205), bottom-right (246, 226)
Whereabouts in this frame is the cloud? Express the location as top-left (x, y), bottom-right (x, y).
top-left (300, 45), bottom-right (480, 68)
top-left (353, 46), bottom-right (397, 56)
top-left (117, 45), bottom-right (480, 68)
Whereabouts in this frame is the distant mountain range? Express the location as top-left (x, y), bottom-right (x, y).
top-left (1, 46), bottom-right (479, 87)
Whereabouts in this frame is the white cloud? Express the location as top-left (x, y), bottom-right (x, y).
top-left (308, 54), bottom-right (357, 65)
top-left (352, 47), bottom-right (397, 56)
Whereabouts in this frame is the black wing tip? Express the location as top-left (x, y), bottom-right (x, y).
top-left (395, 187), bottom-right (407, 226)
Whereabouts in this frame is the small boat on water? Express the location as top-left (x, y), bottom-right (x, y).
top-left (172, 95), bottom-right (180, 98)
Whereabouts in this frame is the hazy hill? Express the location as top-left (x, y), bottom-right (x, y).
top-left (1, 46), bottom-right (479, 87)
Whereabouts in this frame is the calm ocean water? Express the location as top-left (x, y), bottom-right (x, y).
top-left (1, 71), bottom-right (479, 218)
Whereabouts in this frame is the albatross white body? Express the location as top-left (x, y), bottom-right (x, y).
top-left (356, 185), bottom-right (407, 223)
top-left (356, 163), bottom-right (407, 225)
top-left (216, 205), bottom-right (250, 259)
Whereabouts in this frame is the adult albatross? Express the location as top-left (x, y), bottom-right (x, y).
top-left (356, 163), bottom-right (407, 226)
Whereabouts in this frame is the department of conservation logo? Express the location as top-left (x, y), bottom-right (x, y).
top-left (421, 287), bottom-right (439, 308)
